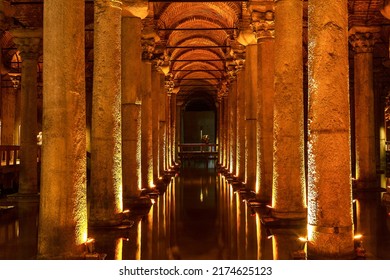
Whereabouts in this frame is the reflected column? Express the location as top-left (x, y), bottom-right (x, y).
top-left (38, 0), bottom-right (87, 258)
top-left (307, 0), bottom-right (354, 259)
top-left (349, 26), bottom-right (380, 189)
top-left (11, 28), bottom-right (41, 195)
top-left (272, 0), bottom-right (306, 219)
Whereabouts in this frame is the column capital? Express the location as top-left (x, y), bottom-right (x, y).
top-left (95, 0), bottom-right (122, 9)
top-left (236, 2), bottom-right (257, 46)
top-left (11, 28), bottom-right (42, 60)
top-left (249, 2), bottom-right (275, 40)
top-left (141, 18), bottom-right (160, 61)
top-left (348, 26), bottom-right (381, 53)
top-left (122, 0), bottom-right (148, 18)
top-left (381, 0), bottom-right (390, 20)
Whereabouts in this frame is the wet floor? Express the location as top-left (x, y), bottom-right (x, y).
top-left (1, 166), bottom-right (390, 260)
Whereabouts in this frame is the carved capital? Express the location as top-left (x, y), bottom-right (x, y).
top-left (250, 10), bottom-right (275, 40)
top-left (349, 26), bottom-right (381, 53)
top-left (122, 0), bottom-right (148, 18)
top-left (11, 28), bottom-right (42, 60)
top-left (8, 72), bottom-right (21, 89)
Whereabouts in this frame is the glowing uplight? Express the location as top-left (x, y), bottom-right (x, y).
top-left (298, 237), bottom-right (308, 242)
top-left (85, 238), bottom-right (95, 253)
top-left (123, 209), bottom-right (130, 214)
top-left (354, 234), bottom-right (363, 240)
top-left (151, 198), bottom-right (156, 205)
top-left (267, 234), bottom-right (274, 239)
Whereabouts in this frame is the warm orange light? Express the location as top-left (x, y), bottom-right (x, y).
top-left (354, 234), bottom-right (363, 240)
top-left (298, 237), bottom-right (308, 242)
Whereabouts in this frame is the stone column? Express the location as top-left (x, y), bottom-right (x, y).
top-left (159, 77), bottom-right (167, 174)
top-left (121, 14), bottom-right (143, 199)
top-left (307, 0), bottom-right (354, 259)
top-left (141, 61), bottom-right (154, 188)
top-left (244, 43), bottom-right (258, 190)
top-left (216, 98), bottom-right (222, 166)
top-left (11, 29), bottom-right (41, 195)
top-left (171, 92), bottom-right (177, 166)
top-left (349, 26), bottom-right (380, 189)
top-left (223, 96), bottom-right (229, 169)
top-left (90, 0), bottom-right (123, 227)
top-left (38, 0), bottom-right (87, 258)
top-left (236, 71), bottom-right (246, 181)
top-left (272, 0), bottom-right (306, 219)
top-left (229, 80), bottom-right (237, 174)
top-left (152, 69), bottom-right (161, 180)
top-left (251, 6), bottom-right (275, 202)
top-left (166, 93), bottom-right (172, 169)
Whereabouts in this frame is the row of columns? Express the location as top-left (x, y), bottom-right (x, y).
top-left (4, 0), bottom-right (177, 258)
top-left (218, 0), bottom-right (381, 258)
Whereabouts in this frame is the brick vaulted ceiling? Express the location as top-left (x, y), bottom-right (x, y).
top-left (0, 0), bottom-right (389, 99)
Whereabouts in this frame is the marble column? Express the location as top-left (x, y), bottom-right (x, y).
top-left (11, 29), bottom-right (41, 195)
top-left (223, 96), bottom-right (229, 169)
top-left (251, 7), bottom-right (275, 202)
top-left (244, 43), bottom-right (258, 190)
top-left (272, 0), bottom-right (306, 219)
top-left (166, 93), bottom-right (172, 169)
top-left (307, 0), bottom-right (354, 259)
top-left (171, 93), bottom-right (177, 166)
top-left (349, 26), bottom-right (380, 189)
top-left (152, 69), bottom-right (161, 180)
top-left (159, 77), bottom-right (167, 174)
top-left (236, 71), bottom-right (246, 181)
top-left (141, 54), bottom-right (153, 188)
top-left (229, 80), bottom-right (238, 174)
top-left (121, 14), bottom-right (143, 199)
top-left (90, 0), bottom-right (123, 227)
top-left (216, 98), bottom-right (223, 166)
top-left (38, 0), bottom-right (87, 258)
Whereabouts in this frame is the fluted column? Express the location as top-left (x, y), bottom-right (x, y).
top-left (38, 0), bottom-right (87, 258)
top-left (307, 0), bottom-right (354, 259)
top-left (349, 26), bottom-right (380, 189)
top-left (272, 0), bottom-right (306, 219)
top-left (90, 0), bottom-right (123, 226)
top-left (121, 14), bottom-right (142, 199)
top-left (251, 6), bottom-right (275, 202)
top-left (11, 29), bottom-right (41, 195)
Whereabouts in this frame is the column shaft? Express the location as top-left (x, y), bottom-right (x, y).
top-left (257, 39), bottom-right (274, 202)
top-left (159, 78), bottom-right (167, 174)
top-left (11, 29), bottom-right (41, 194)
top-left (141, 62), bottom-right (154, 188)
top-left (171, 93), bottom-right (177, 165)
top-left (38, 0), bottom-right (87, 258)
top-left (236, 71), bottom-right (246, 181)
top-left (245, 44), bottom-right (258, 190)
top-left (152, 69), bottom-right (161, 179)
top-left (307, 0), bottom-right (354, 258)
top-left (122, 16), bottom-right (142, 198)
top-left (90, 0), bottom-right (123, 226)
top-left (229, 80), bottom-right (238, 174)
top-left (272, 0), bottom-right (306, 218)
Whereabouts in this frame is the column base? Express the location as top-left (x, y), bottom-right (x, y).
top-left (89, 212), bottom-right (134, 229)
top-left (307, 225), bottom-right (355, 260)
top-left (271, 208), bottom-right (307, 220)
top-left (123, 195), bottom-right (153, 216)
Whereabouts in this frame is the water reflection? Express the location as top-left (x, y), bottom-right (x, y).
top-left (0, 169), bottom-right (390, 260)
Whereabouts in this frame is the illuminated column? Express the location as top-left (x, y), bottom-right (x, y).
top-left (140, 57), bottom-right (154, 189)
top-left (11, 29), bottom-right (41, 195)
top-left (216, 98), bottom-right (222, 165)
top-left (244, 43), bottom-right (258, 190)
top-left (229, 79), bottom-right (237, 174)
top-left (223, 96), bottom-right (229, 168)
top-left (236, 71), bottom-right (246, 181)
top-left (176, 100), bottom-right (183, 166)
top-left (251, 6), bottom-right (275, 202)
top-left (166, 92), bottom-right (172, 169)
top-left (307, 0), bottom-right (354, 258)
top-left (90, 0), bottom-right (123, 227)
top-left (159, 76), bottom-right (167, 174)
top-left (349, 26), bottom-right (380, 189)
top-left (38, 0), bottom-right (87, 258)
top-left (170, 92), bottom-right (177, 166)
top-left (272, 0), bottom-right (306, 219)
top-left (121, 12), bottom-right (144, 199)
top-left (152, 68), bottom-right (161, 180)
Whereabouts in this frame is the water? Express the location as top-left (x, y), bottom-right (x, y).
top-left (0, 167), bottom-right (389, 260)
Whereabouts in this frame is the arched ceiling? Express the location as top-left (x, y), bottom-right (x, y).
top-left (154, 2), bottom-right (241, 98)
